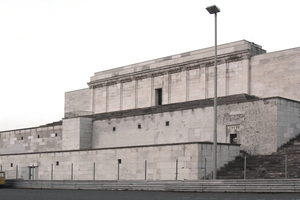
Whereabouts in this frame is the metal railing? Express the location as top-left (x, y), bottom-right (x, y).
top-left (1, 153), bottom-right (299, 181)
top-left (218, 153), bottom-right (300, 179)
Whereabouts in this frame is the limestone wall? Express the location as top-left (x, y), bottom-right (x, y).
top-left (62, 117), bottom-right (93, 151)
top-left (2, 97), bottom-right (299, 156)
top-left (92, 98), bottom-right (284, 155)
top-left (250, 47), bottom-right (300, 101)
top-left (277, 98), bottom-right (300, 147)
top-left (0, 125), bottom-right (62, 154)
top-left (64, 88), bottom-right (92, 117)
top-left (65, 59), bottom-right (252, 116)
top-left (90, 40), bottom-right (261, 82)
top-left (0, 143), bottom-right (239, 180)
top-left (65, 40), bottom-right (265, 116)
top-left (218, 99), bottom-right (278, 155)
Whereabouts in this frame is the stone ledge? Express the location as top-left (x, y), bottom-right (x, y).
top-left (89, 94), bottom-right (259, 121)
top-left (6, 179), bottom-right (300, 193)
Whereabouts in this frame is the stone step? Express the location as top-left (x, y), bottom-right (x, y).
top-left (217, 134), bottom-right (300, 179)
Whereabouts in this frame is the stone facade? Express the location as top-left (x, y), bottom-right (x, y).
top-left (65, 40), bottom-right (266, 116)
top-left (0, 142), bottom-right (239, 180)
top-left (0, 122), bottom-right (62, 154)
top-left (1, 40), bottom-right (300, 180)
top-left (250, 47), bottom-right (300, 100)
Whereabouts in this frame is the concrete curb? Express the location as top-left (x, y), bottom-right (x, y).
top-left (6, 179), bottom-right (300, 193)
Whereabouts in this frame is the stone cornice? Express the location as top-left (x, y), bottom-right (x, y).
top-left (88, 49), bottom-right (250, 89)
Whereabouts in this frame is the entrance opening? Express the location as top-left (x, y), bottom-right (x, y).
top-left (230, 134), bottom-right (237, 144)
top-left (155, 88), bottom-right (162, 106)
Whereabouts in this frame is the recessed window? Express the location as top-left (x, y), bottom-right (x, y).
top-left (11, 163), bottom-right (13, 167)
top-left (155, 88), bottom-right (162, 106)
top-left (113, 127), bottom-right (116, 131)
top-left (138, 124), bottom-right (141, 129)
top-left (166, 121), bottom-right (170, 126)
top-left (56, 161), bottom-right (59, 166)
top-left (37, 135), bottom-right (40, 138)
top-left (118, 159), bottom-right (122, 164)
top-left (55, 133), bottom-right (58, 137)
top-left (21, 137), bottom-right (23, 140)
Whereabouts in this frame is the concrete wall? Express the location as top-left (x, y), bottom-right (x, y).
top-left (0, 142), bottom-right (239, 180)
top-left (0, 125), bottom-right (62, 154)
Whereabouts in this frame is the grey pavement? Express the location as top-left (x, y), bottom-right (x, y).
top-left (0, 189), bottom-right (300, 200)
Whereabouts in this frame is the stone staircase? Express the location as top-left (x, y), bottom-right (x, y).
top-left (217, 134), bottom-right (300, 179)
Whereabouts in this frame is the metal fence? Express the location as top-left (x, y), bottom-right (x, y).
top-left (1, 154), bottom-right (299, 180)
top-left (218, 153), bottom-right (300, 179)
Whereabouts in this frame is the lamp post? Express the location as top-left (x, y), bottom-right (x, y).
top-left (206, 5), bottom-right (220, 180)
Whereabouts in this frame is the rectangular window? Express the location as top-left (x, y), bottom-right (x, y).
top-left (113, 127), bottom-right (116, 131)
top-left (166, 121), bottom-right (170, 126)
top-left (56, 161), bottom-right (59, 166)
top-left (138, 124), bottom-right (141, 129)
top-left (155, 88), bottom-right (162, 106)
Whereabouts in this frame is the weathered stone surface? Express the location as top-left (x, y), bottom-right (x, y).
top-left (66, 40), bottom-right (266, 116)
top-left (0, 142), bottom-right (239, 180)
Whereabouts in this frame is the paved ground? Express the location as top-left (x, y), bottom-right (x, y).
top-left (0, 189), bottom-right (300, 200)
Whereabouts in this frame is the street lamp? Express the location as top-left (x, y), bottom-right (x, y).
top-left (206, 5), bottom-right (220, 180)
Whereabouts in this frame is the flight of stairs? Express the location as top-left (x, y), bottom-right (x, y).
top-left (217, 134), bottom-right (300, 179)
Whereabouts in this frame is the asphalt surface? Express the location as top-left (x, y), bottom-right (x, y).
top-left (0, 189), bottom-right (300, 200)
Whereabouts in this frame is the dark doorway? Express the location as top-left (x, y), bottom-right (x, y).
top-left (155, 88), bottom-right (162, 106)
top-left (230, 134), bottom-right (237, 144)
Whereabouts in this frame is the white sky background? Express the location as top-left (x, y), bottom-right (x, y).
top-left (0, 0), bottom-right (299, 131)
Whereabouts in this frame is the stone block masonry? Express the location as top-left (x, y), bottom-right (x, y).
top-left (66, 40), bottom-right (266, 117)
top-left (0, 122), bottom-right (62, 154)
top-left (90, 95), bottom-right (300, 155)
top-left (0, 142), bottom-right (239, 181)
top-left (2, 95), bottom-right (299, 156)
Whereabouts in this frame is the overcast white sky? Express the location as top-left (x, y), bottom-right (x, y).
top-left (1, 0), bottom-right (299, 131)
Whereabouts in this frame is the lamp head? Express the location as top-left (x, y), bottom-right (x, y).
top-left (206, 5), bottom-right (220, 14)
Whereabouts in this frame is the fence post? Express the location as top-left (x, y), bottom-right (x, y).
top-left (117, 159), bottom-right (121, 180)
top-left (93, 162), bottom-right (96, 181)
top-left (285, 154), bottom-right (288, 179)
top-left (145, 160), bottom-right (147, 180)
top-left (71, 163), bottom-right (73, 180)
top-left (204, 158), bottom-right (207, 179)
top-left (200, 158), bottom-right (207, 179)
top-left (16, 165), bottom-right (18, 179)
top-left (175, 159), bottom-right (178, 180)
top-left (244, 156), bottom-right (247, 180)
top-left (51, 164), bottom-right (53, 180)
